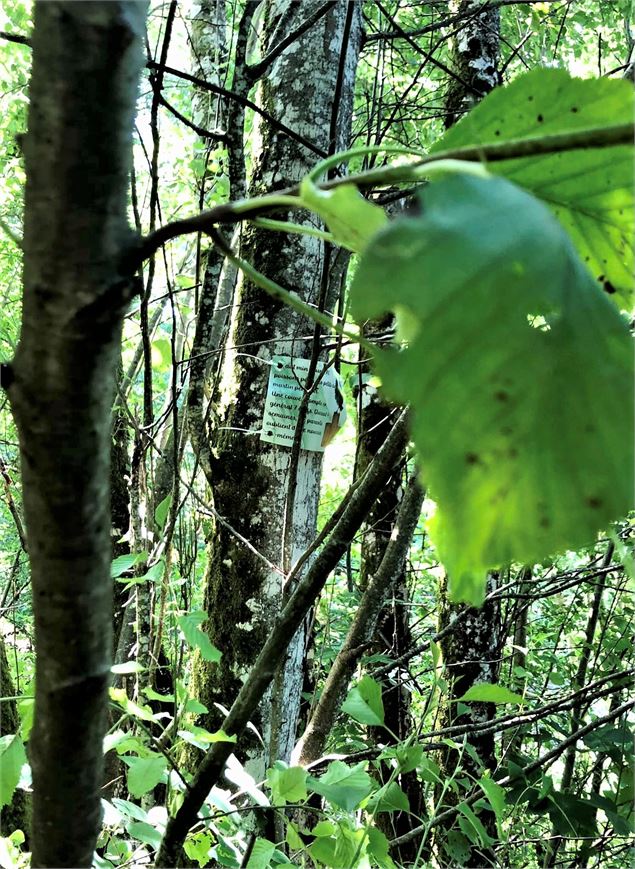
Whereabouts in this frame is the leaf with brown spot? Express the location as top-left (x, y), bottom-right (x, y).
top-left (351, 174), bottom-right (634, 606)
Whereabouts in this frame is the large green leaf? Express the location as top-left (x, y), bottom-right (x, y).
top-left (266, 763), bottom-right (308, 805)
top-left (246, 838), bottom-right (275, 869)
top-left (308, 820), bottom-right (367, 869)
top-left (351, 174), bottom-right (633, 606)
top-left (308, 761), bottom-right (373, 812)
top-left (367, 781), bottom-right (410, 813)
top-left (341, 675), bottom-right (385, 726)
top-left (478, 774), bottom-right (507, 840)
top-left (431, 69), bottom-right (634, 309)
top-left (126, 753), bottom-right (168, 798)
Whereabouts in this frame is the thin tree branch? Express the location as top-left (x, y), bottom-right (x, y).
top-left (146, 60), bottom-right (327, 159)
top-left (364, 0), bottom-right (563, 43)
top-left (375, 0), bottom-right (483, 98)
top-left (155, 410), bottom-right (410, 867)
top-left (0, 30), bottom-right (30, 46)
top-left (390, 698), bottom-right (635, 847)
top-left (127, 122), bottom-right (634, 270)
top-left (246, 1), bottom-right (336, 81)
top-left (157, 93), bottom-right (229, 143)
top-left (294, 476), bottom-right (425, 766)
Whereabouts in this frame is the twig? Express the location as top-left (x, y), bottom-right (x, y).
top-left (128, 122), bottom-right (634, 269)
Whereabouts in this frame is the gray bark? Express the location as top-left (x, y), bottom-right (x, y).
top-left (5, 3), bottom-right (146, 864)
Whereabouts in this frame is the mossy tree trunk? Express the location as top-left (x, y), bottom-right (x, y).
top-left (190, 0), bottom-right (362, 781)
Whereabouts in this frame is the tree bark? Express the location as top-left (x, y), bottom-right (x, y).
top-left (4, 3), bottom-right (146, 864)
top-left (189, 0), bottom-right (362, 782)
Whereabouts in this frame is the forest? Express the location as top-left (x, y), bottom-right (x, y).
top-left (0, 1), bottom-right (633, 867)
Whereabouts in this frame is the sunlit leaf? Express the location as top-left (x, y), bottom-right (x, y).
top-left (308, 761), bottom-right (373, 812)
top-left (299, 179), bottom-right (387, 252)
top-left (246, 837), bottom-right (275, 869)
top-left (351, 173), bottom-right (634, 605)
top-left (459, 684), bottom-right (524, 705)
top-left (126, 754), bottom-right (167, 798)
top-left (0, 735), bottom-right (26, 808)
top-left (432, 69), bottom-right (634, 308)
top-left (128, 820), bottom-right (162, 849)
top-left (266, 763), bottom-right (308, 805)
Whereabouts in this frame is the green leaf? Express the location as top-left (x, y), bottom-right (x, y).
top-left (308, 761), bottom-right (373, 812)
top-left (126, 754), bottom-right (167, 797)
top-left (367, 781), bottom-right (410, 813)
top-left (246, 838), bottom-right (275, 869)
top-left (342, 675), bottom-right (385, 726)
top-left (184, 832), bottom-right (214, 868)
top-left (185, 697), bottom-right (208, 715)
top-left (0, 735), bottom-right (26, 808)
top-left (128, 821), bottom-right (162, 849)
top-left (285, 822), bottom-right (305, 852)
top-left (583, 724), bottom-right (633, 755)
top-left (351, 173), bottom-right (634, 606)
top-left (177, 611), bottom-right (222, 662)
top-left (444, 830), bottom-right (471, 866)
top-left (478, 774), bottom-right (507, 839)
top-left (111, 551), bottom-right (146, 578)
top-left (17, 697), bottom-right (34, 741)
top-left (395, 744), bottom-right (423, 773)
top-left (432, 69), bottom-right (634, 308)
top-left (266, 764), bottom-right (308, 805)
top-left (308, 821), bottom-right (367, 869)
top-left (154, 494), bottom-right (172, 530)
top-left (457, 803), bottom-right (495, 848)
top-left (143, 685), bottom-right (175, 703)
top-left (459, 684), bottom-right (524, 705)
top-left (367, 827), bottom-right (397, 869)
top-left (419, 757), bottom-right (442, 784)
top-left (109, 687), bottom-right (159, 723)
top-left (178, 726), bottom-right (236, 750)
top-left (151, 337), bottom-right (172, 371)
top-left (548, 793), bottom-right (598, 837)
top-left (299, 179), bottom-right (387, 252)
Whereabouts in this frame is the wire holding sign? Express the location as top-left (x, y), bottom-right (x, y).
top-left (260, 356), bottom-right (347, 452)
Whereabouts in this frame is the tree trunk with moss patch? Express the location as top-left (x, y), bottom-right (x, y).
top-left (190, 0), bottom-right (362, 782)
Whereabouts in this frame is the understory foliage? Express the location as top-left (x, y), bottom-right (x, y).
top-left (0, 2), bottom-right (633, 868)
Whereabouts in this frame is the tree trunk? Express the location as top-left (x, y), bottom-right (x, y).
top-left (4, 3), bottom-right (146, 864)
top-left (190, 0), bottom-right (361, 782)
